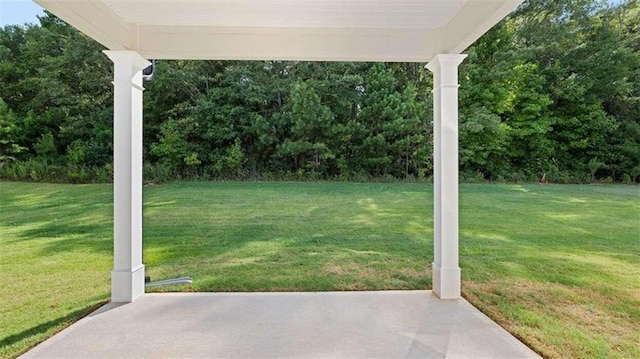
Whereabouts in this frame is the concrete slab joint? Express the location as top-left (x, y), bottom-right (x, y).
top-left (426, 54), bottom-right (467, 299)
top-left (104, 50), bottom-right (150, 303)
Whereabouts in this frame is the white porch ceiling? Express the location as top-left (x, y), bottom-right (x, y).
top-left (34, 0), bottom-right (523, 62)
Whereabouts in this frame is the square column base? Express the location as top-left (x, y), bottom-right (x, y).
top-left (432, 263), bottom-right (461, 299)
top-left (111, 265), bottom-right (145, 303)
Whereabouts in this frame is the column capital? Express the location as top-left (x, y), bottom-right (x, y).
top-left (103, 50), bottom-right (151, 76)
top-left (425, 54), bottom-right (467, 73)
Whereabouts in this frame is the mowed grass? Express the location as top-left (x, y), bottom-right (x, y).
top-left (458, 185), bottom-right (640, 358)
top-left (142, 182), bottom-right (432, 292)
top-left (0, 182), bottom-right (638, 358)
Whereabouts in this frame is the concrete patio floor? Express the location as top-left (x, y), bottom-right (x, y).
top-left (22, 291), bottom-right (540, 358)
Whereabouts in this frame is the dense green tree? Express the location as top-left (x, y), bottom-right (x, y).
top-left (459, 21), bottom-right (515, 178)
top-left (510, 0), bottom-right (639, 180)
top-left (355, 64), bottom-right (401, 176)
top-left (276, 81), bottom-right (335, 173)
top-left (0, 13), bottom-right (112, 167)
top-left (0, 97), bottom-right (25, 163)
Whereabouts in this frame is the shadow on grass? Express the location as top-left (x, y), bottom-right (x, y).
top-left (143, 221), bottom-right (433, 292)
top-left (1, 187), bottom-right (113, 255)
top-left (12, 221), bottom-right (113, 254)
top-left (0, 300), bottom-right (108, 352)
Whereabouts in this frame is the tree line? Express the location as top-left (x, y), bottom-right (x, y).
top-left (1, 0), bottom-right (638, 183)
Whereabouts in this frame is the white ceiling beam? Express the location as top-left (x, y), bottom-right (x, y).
top-left (135, 26), bottom-right (441, 62)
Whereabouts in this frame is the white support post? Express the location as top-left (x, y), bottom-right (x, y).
top-left (426, 54), bottom-right (466, 299)
top-left (104, 51), bottom-right (150, 303)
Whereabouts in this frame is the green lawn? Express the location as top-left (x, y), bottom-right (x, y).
top-left (1, 181), bottom-right (638, 358)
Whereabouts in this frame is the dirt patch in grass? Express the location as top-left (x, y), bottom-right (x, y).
top-left (321, 262), bottom-right (429, 290)
top-left (322, 263), bottom-right (348, 276)
top-left (398, 267), bottom-right (426, 278)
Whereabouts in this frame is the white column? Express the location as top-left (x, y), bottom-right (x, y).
top-left (426, 54), bottom-right (466, 299)
top-left (104, 51), bottom-right (150, 303)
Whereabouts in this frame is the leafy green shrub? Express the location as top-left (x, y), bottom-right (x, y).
top-left (461, 171), bottom-right (486, 183)
top-left (34, 133), bottom-right (56, 157)
top-left (66, 140), bottom-right (86, 165)
top-left (95, 164), bottom-right (113, 183)
top-left (143, 162), bottom-right (175, 183)
top-left (544, 164), bottom-right (562, 183)
top-left (588, 158), bottom-right (605, 181)
top-left (509, 171), bottom-right (527, 183)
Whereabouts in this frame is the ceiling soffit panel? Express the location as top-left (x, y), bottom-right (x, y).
top-left (34, 0), bottom-right (523, 62)
top-left (102, 0), bottom-right (467, 29)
